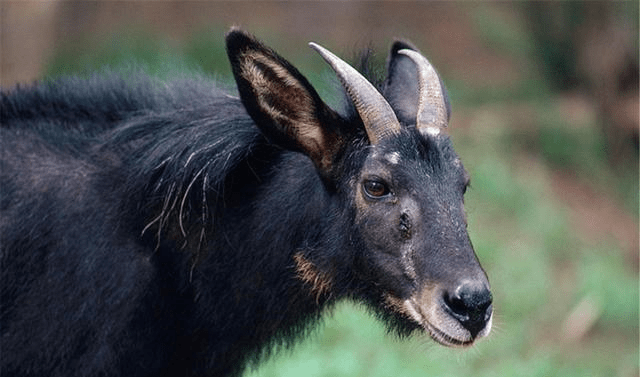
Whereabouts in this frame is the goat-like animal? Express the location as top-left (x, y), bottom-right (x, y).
top-left (0, 29), bottom-right (492, 376)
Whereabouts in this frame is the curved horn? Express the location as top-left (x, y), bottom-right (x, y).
top-left (309, 42), bottom-right (401, 144)
top-left (397, 49), bottom-right (449, 135)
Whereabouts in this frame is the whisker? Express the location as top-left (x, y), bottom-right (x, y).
top-left (141, 213), bottom-right (162, 237)
top-left (154, 182), bottom-right (176, 251)
top-left (179, 163), bottom-right (209, 238)
top-left (184, 140), bottom-right (225, 168)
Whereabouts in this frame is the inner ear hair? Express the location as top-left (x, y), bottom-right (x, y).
top-left (226, 30), bottom-right (347, 179)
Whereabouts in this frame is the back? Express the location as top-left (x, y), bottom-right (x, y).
top-left (0, 71), bottom-right (258, 376)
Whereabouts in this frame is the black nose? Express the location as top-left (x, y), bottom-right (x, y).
top-left (443, 282), bottom-right (493, 338)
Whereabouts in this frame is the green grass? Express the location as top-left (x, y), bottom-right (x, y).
top-left (44, 27), bottom-right (638, 377)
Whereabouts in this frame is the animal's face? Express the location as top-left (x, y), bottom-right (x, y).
top-left (349, 132), bottom-right (492, 346)
top-left (227, 29), bottom-right (492, 347)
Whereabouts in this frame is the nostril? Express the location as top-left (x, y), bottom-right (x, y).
top-left (443, 282), bottom-right (493, 336)
top-left (444, 292), bottom-right (470, 319)
top-left (445, 284), bottom-right (492, 315)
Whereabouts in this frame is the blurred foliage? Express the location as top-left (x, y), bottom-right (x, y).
top-left (47, 31), bottom-right (187, 79)
top-left (43, 4), bottom-right (638, 376)
top-left (525, 1), bottom-right (639, 92)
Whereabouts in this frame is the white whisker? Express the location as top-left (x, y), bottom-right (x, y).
top-left (179, 164), bottom-right (209, 238)
top-left (152, 182), bottom-right (176, 250)
top-left (154, 156), bottom-right (173, 171)
top-left (184, 140), bottom-right (225, 168)
top-left (141, 214), bottom-right (162, 237)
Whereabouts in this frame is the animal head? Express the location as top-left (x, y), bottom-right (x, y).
top-left (226, 29), bottom-right (492, 346)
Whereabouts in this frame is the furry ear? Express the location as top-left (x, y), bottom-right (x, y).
top-left (384, 41), bottom-right (451, 129)
top-left (226, 29), bottom-right (347, 178)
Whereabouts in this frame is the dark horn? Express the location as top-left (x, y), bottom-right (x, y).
top-left (309, 42), bottom-right (401, 144)
top-left (397, 49), bottom-right (448, 135)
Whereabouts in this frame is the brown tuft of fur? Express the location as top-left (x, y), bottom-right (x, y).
top-left (293, 252), bottom-right (333, 303)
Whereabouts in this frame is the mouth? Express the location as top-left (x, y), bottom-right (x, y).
top-left (387, 295), bottom-right (492, 348)
top-left (421, 318), bottom-right (475, 347)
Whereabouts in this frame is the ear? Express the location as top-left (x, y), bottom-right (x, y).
top-left (384, 41), bottom-right (451, 127)
top-left (226, 29), bottom-right (348, 179)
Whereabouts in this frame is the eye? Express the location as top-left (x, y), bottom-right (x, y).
top-left (363, 179), bottom-right (391, 198)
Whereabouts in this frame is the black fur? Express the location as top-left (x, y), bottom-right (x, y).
top-left (0, 42), bottom-right (355, 377)
top-left (1, 30), bottom-right (491, 377)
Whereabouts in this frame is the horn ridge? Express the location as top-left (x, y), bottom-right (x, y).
top-left (309, 42), bottom-right (401, 144)
top-left (396, 49), bottom-right (449, 134)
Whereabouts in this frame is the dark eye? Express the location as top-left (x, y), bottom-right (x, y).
top-left (363, 179), bottom-right (390, 198)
